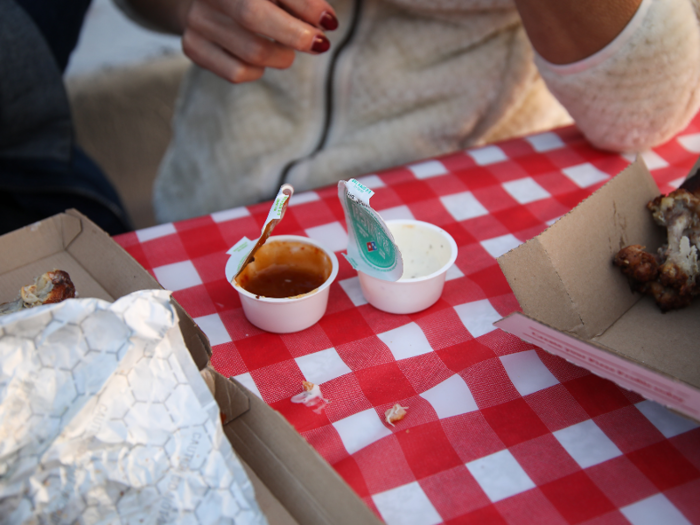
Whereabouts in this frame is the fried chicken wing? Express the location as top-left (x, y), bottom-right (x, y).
top-left (614, 185), bottom-right (700, 312)
top-left (614, 244), bottom-right (659, 283)
top-left (0, 270), bottom-right (76, 316)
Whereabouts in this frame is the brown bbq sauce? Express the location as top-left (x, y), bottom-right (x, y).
top-left (241, 265), bottom-right (326, 298)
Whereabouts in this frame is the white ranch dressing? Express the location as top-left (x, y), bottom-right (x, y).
top-left (389, 223), bottom-right (454, 280)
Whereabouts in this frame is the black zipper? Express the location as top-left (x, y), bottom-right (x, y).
top-left (277, 0), bottom-right (365, 188)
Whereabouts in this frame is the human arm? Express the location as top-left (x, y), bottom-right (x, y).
top-left (513, 0), bottom-right (642, 65)
top-left (515, 0), bottom-right (700, 152)
top-left (114, 0), bottom-right (338, 83)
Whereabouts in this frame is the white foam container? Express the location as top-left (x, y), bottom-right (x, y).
top-left (358, 220), bottom-right (458, 314)
top-left (227, 235), bottom-right (339, 333)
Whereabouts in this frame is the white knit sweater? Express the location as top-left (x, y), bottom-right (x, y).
top-left (146, 0), bottom-right (700, 223)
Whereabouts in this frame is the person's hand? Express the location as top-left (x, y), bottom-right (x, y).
top-left (180, 0), bottom-right (338, 83)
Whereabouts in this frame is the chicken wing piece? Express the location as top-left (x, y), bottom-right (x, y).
top-left (614, 185), bottom-right (700, 312)
top-left (0, 270), bottom-right (76, 316)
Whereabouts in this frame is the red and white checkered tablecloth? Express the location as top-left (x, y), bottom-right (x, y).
top-left (115, 121), bottom-right (700, 525)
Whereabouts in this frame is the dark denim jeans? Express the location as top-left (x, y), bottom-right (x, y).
top-left (0, 146), bottom-right (132, 236)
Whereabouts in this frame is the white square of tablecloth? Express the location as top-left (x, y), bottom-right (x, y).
top-left (635, 400), bottom-right (699, 438)
top-left (378, 323), bottom-right (433, 361)
top-left (525, 131), bottom-right (565, 152)
top-left (332, 408), bottom-right (393, 455)
top-left (372, 481), bottom-right (443, 525)
top-left (305, 222), bottom-right (348, 252)
top-left (468, 145), bottom-right (507, 166)
top-left (554, 419), bottom-right (622, 469)
top-left (339, 277), bottom-right (368, 307)
top-left (194, 313), bottom-right (232, 346)
top-left (453, 299), bottom-right (501, 338)
top-left (621, 493), bottom-right (691, 525)
top-left (502, 178), bottom-right (551, 205)
top-left (479, 234), bottom-right (522, 259)
top-left (355, 174), bottom-right (386, 188)
top-left (377, 205), bottom-right (415, 221)
top-left (408, 160), bottom-right (448, 180)
top-left (561, 163), bottom-right (610, 188)
top-left (153, 261), bottom-right (202, 292)
top-left (500, 350), bottom-right (560, 397)
top-left (295, 347), bottom-right (352, 386)
top-left (420, 374), bottom-right (478, 419)
top-left (466, 449), bottom-right (535, 502)
top-left (440, 191), bottom-right (489, 221)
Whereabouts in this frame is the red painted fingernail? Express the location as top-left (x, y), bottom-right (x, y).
top-left (312, 35), bottom-right (330, 53)
top-left (320, 11), bottom-right (338, 31)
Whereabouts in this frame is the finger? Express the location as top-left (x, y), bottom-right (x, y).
top-left (182, 28), bottom-right (266, 83)
top-left (278, 0), bottom-right (338, 31)
top-left (188, 1), bottom-right (295, 69)
top-left (214, 0), bottom-right (331, 53)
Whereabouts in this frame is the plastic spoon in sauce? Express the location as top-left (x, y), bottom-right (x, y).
top-left (234, 184), bottom-right (294, 280)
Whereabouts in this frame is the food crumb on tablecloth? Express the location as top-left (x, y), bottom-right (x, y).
top-left (385, 404), bottom-right (408, 426)
top-left (291, 381), bottom-right (330, 414)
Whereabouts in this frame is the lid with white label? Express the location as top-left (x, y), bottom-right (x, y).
top-left (338, 179), bottom-right (403, 281)
top-left (225, 184), bottom-right (293, 283)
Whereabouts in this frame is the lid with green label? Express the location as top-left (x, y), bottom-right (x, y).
top-left (338, 179), bottom-right (403, 281)
top-left (225, 184), bottom-right (293, 283)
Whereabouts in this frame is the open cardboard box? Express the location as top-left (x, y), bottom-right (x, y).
top-left (495, 157), bottom-right (700, 423)
top-left (0, 209), bottom-right (381, 525)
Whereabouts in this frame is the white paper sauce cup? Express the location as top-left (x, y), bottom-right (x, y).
top-left (231, 235), bottom-right (339, 333)
top-left (358, 220), bottom-right (458, 314)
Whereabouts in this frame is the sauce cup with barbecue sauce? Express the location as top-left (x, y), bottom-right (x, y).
top-left (230, 235), bottom-right (339, 333)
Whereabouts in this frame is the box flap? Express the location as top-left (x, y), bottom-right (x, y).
top-left (199, 366), bottom-right (296, 524)
top-left (0, 214), bottom-right (66, 272)
top-left (593, 298), bottom-right (700, 388)
top-left (211, 368), bottom-right (250, 422)
top-left (61, 212), bottom-right (83, 247)
top-left (239, 459), bottom-right (299, 525)
top-left (497, 234), bottom-right (584, 332)
top-left (0, 212), bottom-right (212, 360)
top-left (498, 157), bottom-right (664, 339)
top-left (495, 312), bottom-right (700, 422)
top-left (64, 209), bottom-right (161, 298)
top-left (0, 212), bottom-right (114, 302)
top-left (171, 299), bottom-right (213, 370)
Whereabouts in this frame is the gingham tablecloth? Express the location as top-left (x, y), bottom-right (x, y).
top-left (115, 121), bottom-right (700, 525)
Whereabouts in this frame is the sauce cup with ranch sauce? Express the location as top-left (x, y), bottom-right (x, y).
top-left (227, 235), bottom-right (339, 333)
top-left (358, 220), bottom-right (458, 314)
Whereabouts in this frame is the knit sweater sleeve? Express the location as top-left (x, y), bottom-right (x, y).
top-left (534, 0), bottom-right (700, 153)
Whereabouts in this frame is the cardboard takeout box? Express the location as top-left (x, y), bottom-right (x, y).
top-left (495, 157), bottom-right (700, 423)
top-left (0, 209), bottom-right (381, 525)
